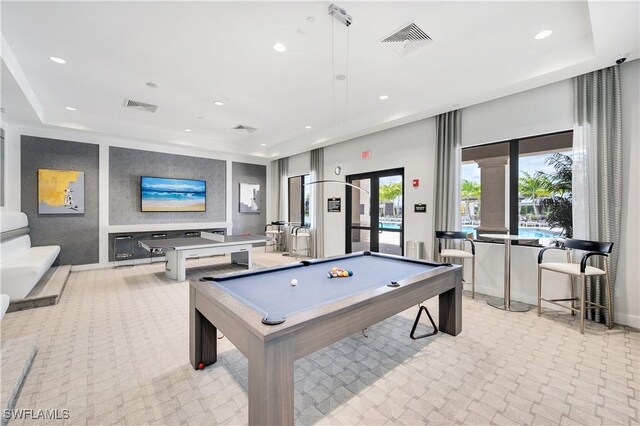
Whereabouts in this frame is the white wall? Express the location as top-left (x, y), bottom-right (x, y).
top-left (1, 122), bottom-right (21, 213)
top-left (462, 79), bottom-right (573, 147)
top-left (287, 152), bottom-right (311, 178)
top-left (323, 119), bottom-right (437, 258)
top-left (0, 123), bottom-right (270, 267)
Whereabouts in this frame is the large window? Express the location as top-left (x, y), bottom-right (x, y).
top-left (460, 131), bottom-right (573, 242)
top-left (288, 175), bottom-right (311, 226)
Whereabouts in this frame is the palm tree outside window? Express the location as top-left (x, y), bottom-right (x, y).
top-left (460, 131), bottom-right (573, 243)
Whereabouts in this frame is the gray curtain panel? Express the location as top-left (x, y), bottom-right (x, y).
top-left (433, 110), bottom-right (462, 260)
top-left (572, 65), bottom-right (622, 326)
top-left (277, 157), bottom-right (289, 221)
top-left (310, 148), bottom-right (324, 258)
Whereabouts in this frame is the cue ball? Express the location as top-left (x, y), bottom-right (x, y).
top-left (291, 279), bottom-right (298, 286)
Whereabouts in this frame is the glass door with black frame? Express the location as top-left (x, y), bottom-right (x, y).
top-left (346, 169), bottom-right (404, 256)
top-left (347, 178), bottom-right (372, 252)
top-left (378, 174), bottom-right (403, 256)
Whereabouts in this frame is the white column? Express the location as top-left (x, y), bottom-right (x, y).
top-left (226, 160), bottom-right (233, 234)
top-left (98, 143), bottom-right (109, 263)
top-left (475, 156), bottom-right (509, 234)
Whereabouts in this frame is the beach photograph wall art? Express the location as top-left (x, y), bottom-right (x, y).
top-left (141, 176), bottom-right (206, 212)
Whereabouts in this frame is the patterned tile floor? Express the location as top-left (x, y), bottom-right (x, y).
top-left (1, 249), bottom-right (638, 425)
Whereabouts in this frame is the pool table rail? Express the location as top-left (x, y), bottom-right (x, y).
top-left (194, 251), bottom-right (459, 340)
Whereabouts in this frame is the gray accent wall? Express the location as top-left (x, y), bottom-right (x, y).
top-left (109, 147), bottom-right (226, 225)
top-left (21, 135), bottom-right (99, 265)
top-left (232, 162), bottom-right (266, 235)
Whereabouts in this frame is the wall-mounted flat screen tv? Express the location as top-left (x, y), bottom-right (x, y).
top-left (141, 176), bottom-right (206, 212)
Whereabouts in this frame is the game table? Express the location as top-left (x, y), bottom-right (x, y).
top-left (138, 232), bottom-right (267, 281)
top-left (189, 251), bottom-right (462, 425)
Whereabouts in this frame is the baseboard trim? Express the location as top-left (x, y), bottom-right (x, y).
top-left (465, 283), bottom-right (640, 329)
top-left (614, 313), bottom-right (640, 330)
top-left (71, 257), bottom-right (166, 271)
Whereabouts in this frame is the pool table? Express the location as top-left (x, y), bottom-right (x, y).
top-left (189, 251), bottom-right (462, 425)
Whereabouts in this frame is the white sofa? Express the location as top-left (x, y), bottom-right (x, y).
top-left (0, 212), bottom-right (60, 300)
top-left (1, 294), bottom-right (9, 319)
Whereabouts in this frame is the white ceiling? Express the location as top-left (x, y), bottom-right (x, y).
top-left (1, 60), bottom-right (40, 126)
top-left (1, 1), bottom-right (638, 159)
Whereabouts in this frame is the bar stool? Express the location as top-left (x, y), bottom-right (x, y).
top-left (538, 238), bottom-right (614, 334)
top-left (265, 223), bottom-right (283, 253)
top-left (149, 233), bottom-right (167, 264)
top-left (435, 231), bottom-right (476, 298)
top-left (290, 226), bottom-right (311, 259)
top-left (114, 235), bottom-right (135, 268)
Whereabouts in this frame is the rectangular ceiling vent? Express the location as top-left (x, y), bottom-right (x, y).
top-left (379, 22), bottom-right (432, 57)
top-left (123, 98), bottom-right (158, 113)
top-left (233, 124), bottom-right (258, 134)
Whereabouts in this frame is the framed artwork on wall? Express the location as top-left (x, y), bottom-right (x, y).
top-left (38, 169), bottom-right (85, 214)
top-left (239, 183), bottom-right (260, 213)
top-left (140, 176), bottom-right (206, 212)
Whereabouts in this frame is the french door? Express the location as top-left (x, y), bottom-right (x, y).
top-left (346, 168), bottom-right (404, 255)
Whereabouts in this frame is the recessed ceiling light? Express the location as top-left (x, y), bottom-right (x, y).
top-left (184, 129), bottom-right (192, 132)
top-left (145, 82), bottom-right (158, 88)
top-left (197, 116), bottom-right (203, 120)
top-left (214, 101), bottom-right (224, 106)
top-left (273, 43), bottom-right (286, 53)
top-left (379, 95), bottom-right (389, 100)
top-left (65, 106), bottom-right (76, 111)
top-left (307, 16), bottom-right (316, 23)
top-left (305, 125), bottom-right (312, 129)
top-left (335, 74), bottom-right (347, 81)
top-left (534, 30), bottom-right (552, 40)
top-left (260, 144), bottom-right (267, 146)
top-left (49, 56), bottom-right (66, 64)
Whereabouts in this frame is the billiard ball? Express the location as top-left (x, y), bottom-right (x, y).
top-left (291, 278), bottom-right (298, 286)
top-left (198, 362), bottom-right (204, 370)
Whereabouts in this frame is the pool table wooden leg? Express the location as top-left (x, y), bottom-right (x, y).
top-left (190, 286), bottom-right (217, 369)
top-left (248, 334), bottom-right (295, 426)
top-left (438, 269), bottom-right (463, 336)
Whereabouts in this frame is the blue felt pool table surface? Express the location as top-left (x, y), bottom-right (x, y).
top-left (208, 252), bottom-right (444, 324)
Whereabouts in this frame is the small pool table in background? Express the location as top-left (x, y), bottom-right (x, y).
top-left (189, 251), bottom-right (462, 426)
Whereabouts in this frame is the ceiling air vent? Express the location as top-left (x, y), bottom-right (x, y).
top-left (123, 98), bottom-right (158, 113)
top-left (379, 22), bottom-right (432, 57)
top-left (233, 124), bottom-right (258, 134)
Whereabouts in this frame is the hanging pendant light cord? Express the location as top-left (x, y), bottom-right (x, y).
top-left (331, 17), bottom-right (336, 139)
top-left (345, 27), bottom-right (350, 133)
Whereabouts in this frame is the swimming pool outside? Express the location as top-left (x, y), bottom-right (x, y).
top-left (461, 226), bottom-right (560, 239)
top-left (379, 222), bottom-right (560, 239)
top-left (380, 222), bottom-right (402, 230)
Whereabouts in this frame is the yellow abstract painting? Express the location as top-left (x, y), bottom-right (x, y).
top-left (38, 169), bottom-right (85, 214)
